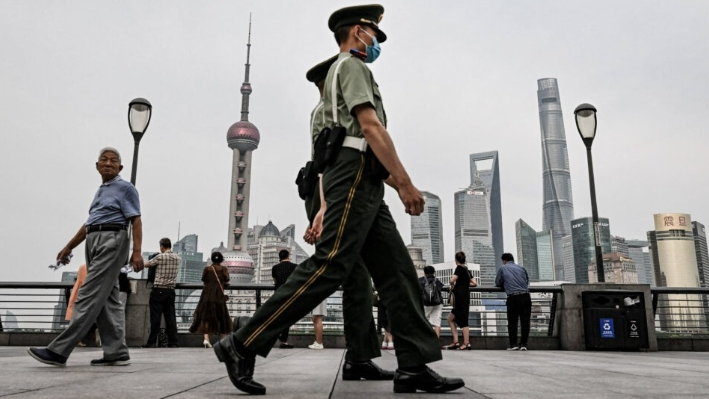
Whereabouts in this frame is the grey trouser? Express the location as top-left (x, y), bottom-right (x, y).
top-left (48, 230), bottom-right (130, 359)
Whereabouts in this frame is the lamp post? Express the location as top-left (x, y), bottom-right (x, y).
top-left (574, 103), bottom-right (605, 283)
top-left (128, 98), bottom-right (152, 186)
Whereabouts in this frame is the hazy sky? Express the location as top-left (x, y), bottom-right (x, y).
top-left (1, 0), bottom-right (708, 282)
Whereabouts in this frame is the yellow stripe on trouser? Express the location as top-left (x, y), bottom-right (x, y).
top-left (244, 154), bottom-right (366, 347)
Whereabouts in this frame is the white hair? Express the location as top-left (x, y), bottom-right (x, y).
top-left (98, 147), bottom-right (121, 163)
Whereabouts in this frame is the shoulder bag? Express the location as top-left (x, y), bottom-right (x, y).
top-left (212, 266), bottom-right (228, 301)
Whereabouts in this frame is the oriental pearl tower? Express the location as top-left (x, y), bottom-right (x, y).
top-left (222, 19), bottom-right (259, 284)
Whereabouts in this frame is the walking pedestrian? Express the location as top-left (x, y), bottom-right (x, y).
top-left (211, 5), bottom-right (464, 394)
top-left (28, 147), bottom-right (143, 367)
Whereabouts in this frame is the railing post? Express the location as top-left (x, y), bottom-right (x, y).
top-left (255, 289), bottom-right (262, 309)
top-left (548, 292), bottom-right (558, 337)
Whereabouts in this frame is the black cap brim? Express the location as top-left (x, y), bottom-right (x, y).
top-left (306, 55), bottom-right (339, 84)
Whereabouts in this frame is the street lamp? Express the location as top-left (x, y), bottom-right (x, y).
top-left (574, 103), bottom-right (605, 283)
top-left (128, 98), bottom-right (152, 186)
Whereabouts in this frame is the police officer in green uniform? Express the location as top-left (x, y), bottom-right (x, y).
top-left (303, 56), bottom-right (392, 380)
top-left (213, 5), bottom-right (465, 395)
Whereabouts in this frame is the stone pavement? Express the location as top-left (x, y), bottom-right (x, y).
top-left (1, 346), bottom-right (709, 398)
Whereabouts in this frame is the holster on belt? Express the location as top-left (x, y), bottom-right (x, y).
top-left (295, 161), bottom-right (318, 200)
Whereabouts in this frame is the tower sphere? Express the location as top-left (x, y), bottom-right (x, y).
top-left (227, 120), bottom-right (260, 151)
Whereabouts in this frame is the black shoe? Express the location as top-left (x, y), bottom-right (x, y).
top-left (140, 342), bottom-right (156, 348)
top-left (393, 366), bottom-right (465, 393)
top-left (279, 342), bottom-right (294, 349)
top-left (91, 355), bottom-right (131, 366)
top-left (343, 360), bottom-right (395, 381)
top-left (27, 347), bottom-right (67, 367)
top-left (213, 336), bottom-right (266, 395)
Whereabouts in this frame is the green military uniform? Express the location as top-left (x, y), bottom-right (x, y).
top-left (303, 56), bottom-right (380, 362)
top-left (233, 5), bottom-right (441, 369)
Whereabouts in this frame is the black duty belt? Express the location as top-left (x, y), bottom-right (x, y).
top-left (508, 291), bottom-right (529, 297)
top-left (86, 224), bottom-right (128, 233)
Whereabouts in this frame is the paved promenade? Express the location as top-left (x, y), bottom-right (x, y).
top-left (1, 346), bottom-right (708, 398)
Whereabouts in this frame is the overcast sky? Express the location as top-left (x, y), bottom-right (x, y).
top-left (1, 0), bottom-right (708, 282)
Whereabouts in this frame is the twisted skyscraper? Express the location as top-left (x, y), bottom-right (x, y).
top-left (537, 78), bottom-right (574, 280)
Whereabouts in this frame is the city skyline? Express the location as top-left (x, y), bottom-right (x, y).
top-left (2, 1), bottom-right (708, 283)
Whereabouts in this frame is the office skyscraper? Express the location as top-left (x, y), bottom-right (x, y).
top-left (562, 235), bottom-right (575, 282)
top-left (537, 78), bottom-right (575, 280)
top-left (516, 219), bottom-right (539, 281)
top-left (469, 151), bottom-right (503, 266)
top-left (411, 191), bottom-right (444, 264)
top-left (611, 236), bottom-right (630, 257)
top-left (648, 213), bottom-right (705, 332)
top-left (627, 239), bottom-right (653, 286)
top-left (536, 230), bottom-right (555, 281)
top-left (570, 216), bottom-right (611, 284)
top-left (454, 174), bottom-right (496, 289)
top-left (693, 221), bottom-right (708, 288)
top-left (515, 219), bottom-right (555, 282)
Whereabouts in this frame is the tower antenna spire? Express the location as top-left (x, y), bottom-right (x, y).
top-left (240, 13), bottom-right (253, 122)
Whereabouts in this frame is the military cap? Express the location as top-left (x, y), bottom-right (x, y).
top-left (306, 55), bottom-right (339, 84)
top-left (328, 4), bottom-right (387, 43)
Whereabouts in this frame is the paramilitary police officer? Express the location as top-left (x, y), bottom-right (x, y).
top-left (213, 5), bottom-right (465, 394)
top-left (302, 56), bottom-right (393, 380)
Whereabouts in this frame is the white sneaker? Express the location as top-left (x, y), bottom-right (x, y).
top-left (382, 341), bottom-right (388, 349)
top-left (308, 342), bottom-right (324, 350)
top-left (387, 342), bottom-right (394, 350)
top-left (519, 346), bottom-right (528, 351)
top-left (507, 346), bottom-right (519, 351)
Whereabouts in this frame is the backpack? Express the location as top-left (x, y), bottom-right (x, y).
top-left (422, 276), bottom-right (442, 306)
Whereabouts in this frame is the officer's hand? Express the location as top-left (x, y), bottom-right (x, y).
top-left (131, 251), bottom-right (145, 272)
top-left (397, 183), bottom-right (425, 216)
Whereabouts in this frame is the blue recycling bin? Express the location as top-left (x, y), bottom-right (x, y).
top-left (582, 290), bottom-right (649, 350)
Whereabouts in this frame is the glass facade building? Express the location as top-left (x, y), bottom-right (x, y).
top-left (515, 219), bottom-right (539, 281)
top-left (536, 231), bottom-right (555, 281)
top-left (570, 217), bottom-right (611, 284)
top-left (469, 151), bottom-right (503, 266)
top-left (454, 178), bottom-right (496, 290)
top-left (627, 239), bottom-right (654, 286)
top-left (515, 219), bottom-right (555, 282)
top-left (537, 78), bottom-right (575, 280)
top-left (693, 221), bottom-right (709, 288)
top-left (411, 191), bottom-right (444, 265)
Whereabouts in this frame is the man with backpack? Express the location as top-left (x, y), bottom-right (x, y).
top-left (419, 266), bottom-right (444, 337)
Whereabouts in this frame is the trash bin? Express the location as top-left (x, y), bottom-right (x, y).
top-left (582, 290), bottom-right (649, 350)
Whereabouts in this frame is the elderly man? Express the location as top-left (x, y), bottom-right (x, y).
top-left (28, 147), bottom-right (144, 367)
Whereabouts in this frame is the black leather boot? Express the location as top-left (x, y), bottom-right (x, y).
top-left (342, 360), bottom-right (395, 380)
top-left (393, 366), bottom-right (465, 393)
top-left (213, 335), bottom-right (266, 395)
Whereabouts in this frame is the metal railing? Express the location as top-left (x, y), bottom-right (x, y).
top-left (0, 281), bottom-right (561, 337)
top-left (2, 281), bottom-right (707, 338)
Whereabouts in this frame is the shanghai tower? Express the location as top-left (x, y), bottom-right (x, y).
top-left (537, 78), bottom-right (574, 279)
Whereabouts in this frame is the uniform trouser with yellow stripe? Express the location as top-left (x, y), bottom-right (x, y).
top-left (235, 148), bottom-right (441, 367)
top-left (305, 179), bottom-right (380, 362)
